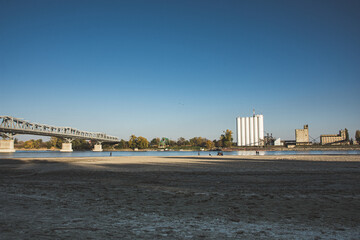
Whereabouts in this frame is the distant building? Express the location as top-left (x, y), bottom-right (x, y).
top-left (320, 130), bottom-right (348, 145)
top-left (263, 133), bottom-right (275, 146)
top-left (236, 112), bottom-right (264, 146)
top-left (274, 138), bottom-right (283, 146)
top-left (295, 125), bottom-right (310, 145)
top-left (283, 140), bottom-right (296, 148)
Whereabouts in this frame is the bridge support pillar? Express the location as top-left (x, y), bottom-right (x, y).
top-left (0, 139), bottom-right (15, 153)
top-left (60, 143), bottom-right (73, 152)
top-left (93, 143), bottom-right (103, 152)
top-left (60, 138), bottom-right (73, 152)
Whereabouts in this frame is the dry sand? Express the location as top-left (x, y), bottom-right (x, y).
top-left (1, 155), bottom-right (360, 239)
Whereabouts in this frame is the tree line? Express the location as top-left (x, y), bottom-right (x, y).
top-left (112, 129), bottom-right (233, 150)
top-left (15, 137), bottom-right (93, 150)
top-left (14, 129), bottom-right (234, 150)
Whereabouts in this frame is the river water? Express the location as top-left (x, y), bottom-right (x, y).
top-left (1, 150), bottom-right (360, 158)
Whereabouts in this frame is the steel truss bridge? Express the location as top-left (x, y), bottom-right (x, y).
top-left (0, 116), bottom-right (119, 143)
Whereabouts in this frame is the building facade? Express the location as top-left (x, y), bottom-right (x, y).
top-left (236, 114), bottom-right (264, 146)
top-left (320, 130), bottom-right (347, 145)
top-left (295, 125), bottom-right (310, 145)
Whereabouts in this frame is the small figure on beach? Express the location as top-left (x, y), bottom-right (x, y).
top-left (198, 152), bottom-right (200, 156)
top-left (110, 152), bottom-right (112, 156)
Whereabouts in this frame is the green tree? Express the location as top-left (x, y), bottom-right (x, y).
top-left (161, 137), bottom-right (170, 145)
top-left (355, 130), bottom-right (360, 143)
top-left (102, 142), bottom-right (114, 150)
top-left (46, 141), bottom-right (53, 149)
top-left (49, 137), bottom-right (57, 147)
top-left (49, 137), bottom-right (63, 149)
top-left (177, 137), bottom-right (186, 146)
top-left (344, 128), bottom-right (349, 141)
top-left (56, 138), bottom-right (63, 148)
top-left (189, 137), bottom-right (201, 147)
top-left (116, 139), bottom-right (128, 149)
top-left (129, 135), bottom-right (137, 149)
top-left (72, 139), bottom-right (91, 150)
top-left (169, 140), bottom-right (176, 147)
top-left (189, 137), bottom-right (196, 146)
top-left (150, 138), bottom-right (160, 147)
top-left (137, 136), bottom-right (149, 149)
top-left (189, 137), bottom-right (208, 147)
top-left (221, 129), bottom-right (233, 147)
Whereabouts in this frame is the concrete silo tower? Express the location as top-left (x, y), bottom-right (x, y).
top-left (236, 111), bottom-right (264, 146)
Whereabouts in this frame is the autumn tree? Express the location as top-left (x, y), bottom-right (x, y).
top-left (128, 135), bottom-right (149, 149)
top-left (33, 139), bottom-right (43, 149)
top-left (206, 140), bottom-right (215, 149)
top-left (221, 129), bottom-right (233, 147)
top-left (24, 140), bottom-right (34, 149)
top-left (129, 135), bottom-right (137, 149)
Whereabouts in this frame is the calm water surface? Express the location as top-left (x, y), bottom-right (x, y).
top-left (1, 150), bottom-right (360, 158)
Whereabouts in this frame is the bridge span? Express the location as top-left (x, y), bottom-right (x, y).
top-left (0, 116), bottom-right (120, 153)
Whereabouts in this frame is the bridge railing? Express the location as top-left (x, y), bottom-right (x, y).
top-left (0, 116), bottom-right (119, 142)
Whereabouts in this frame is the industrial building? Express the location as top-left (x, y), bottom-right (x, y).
top-left (295, 125), bottom-right (310, 145)
top-left (236, 113), bottom-right (264, 146)
top-left (274, 138), bottom-right (283, 146)
top-left (320, 130), bottom-right (348, 145)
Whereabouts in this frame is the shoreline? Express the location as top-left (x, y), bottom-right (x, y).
top-left (12, 146), bottom-right (360, 152)
top-left (4, 155), bottom-right (360, 165)
top-left (7, 154), bottom-right (360, 162)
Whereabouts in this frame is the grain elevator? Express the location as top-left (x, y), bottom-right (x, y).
top-left (236, 112), bottom-right (264, 146)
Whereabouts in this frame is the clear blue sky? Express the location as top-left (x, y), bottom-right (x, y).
top-left (1, 0), bottom-right (360, 141)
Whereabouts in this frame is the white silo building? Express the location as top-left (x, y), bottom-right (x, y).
top-left (236, 113), bottom-right (264, 146)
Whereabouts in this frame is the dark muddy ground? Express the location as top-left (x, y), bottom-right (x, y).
top-left (0, 155), bottom-right (359, 239)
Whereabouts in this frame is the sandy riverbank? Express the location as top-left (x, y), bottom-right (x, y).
top-left (1, 155), bottom-right (359, 239)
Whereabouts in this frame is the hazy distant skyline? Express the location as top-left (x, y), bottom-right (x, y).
top-left (1, 0), bottom-right (360, 141)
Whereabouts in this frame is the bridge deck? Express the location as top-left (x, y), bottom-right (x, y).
top-left (0, 116), bottom-right (119, 143)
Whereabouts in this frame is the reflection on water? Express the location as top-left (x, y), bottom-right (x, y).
top-left (0, 150), bottom-right (360, 159)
